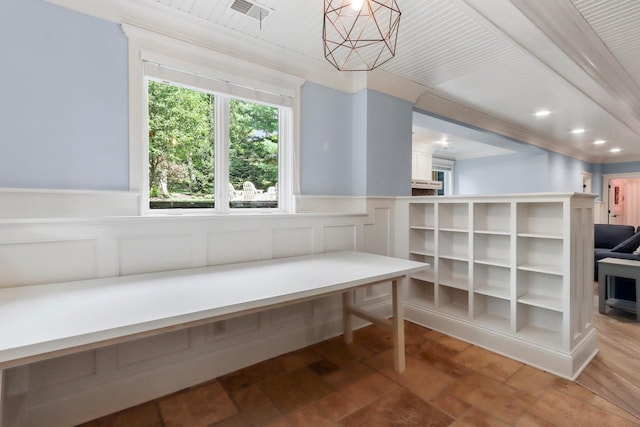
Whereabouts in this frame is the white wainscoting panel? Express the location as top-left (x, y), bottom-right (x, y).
top-left (0, 240), bottom-right (96, 288)
top-left (119, 234), bottom-right (193, 275)
top-left (323, 225), bottom-right (356, 252)
top-left (207, 230), bottom-right (262, 265)
top-left (271, 227), bottom-right (313, 258)
top-left (28, 352), bottom-right (97, 391)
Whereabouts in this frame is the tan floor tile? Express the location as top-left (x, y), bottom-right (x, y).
top-left (77, 402), bottom-right (163, 427)
top-left (452, 346), bottom-right (523, 382)
top-left (451, 408), bottom-right (511, 427)
top-left (448, 372), bottom-right (534, 423)
top-left (406, 338), bottom-right (469, 377)
top-left (220, 348), bottom-right (321, 393)
top-left (311, 337), bottom-right (373, 367)
top-left (322, 361), bottom-right (377, 388)
top-left (340, 388), bottom-right (453, 427)
top-left (340, 371), bottom-right (399, 408)
top-left (230, 384), bottom-right (269, 410)
top-left (529, 388), bottom-right (639, 427)
top-left (353, 324), bottom-right (394, 353)
top-left (365, 350), bottom-right (456, 401)
top-left (259, 367), bottom-right (334, 414)
top-left (506, 365), bottom-right (557, 397)
top-left (429, 392), bottom-right (472, 418)
top-left (423, 330), bottom-right (472, 353)
top-left (213, 401), bottom-right (288, 427)
top-left (158, 381), bottom-right (238, 427)
top-left (289, 404), bottom-right (340, 427)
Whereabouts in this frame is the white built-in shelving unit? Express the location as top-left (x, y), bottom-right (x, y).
top-left (402, 193), bottom-right (597, 379)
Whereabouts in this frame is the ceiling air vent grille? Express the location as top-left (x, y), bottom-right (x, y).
top-left (230, 0), bottom-right (270, 21)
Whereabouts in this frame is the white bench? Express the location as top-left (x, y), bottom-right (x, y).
top-left (0, 251), bottom-right (427, 426)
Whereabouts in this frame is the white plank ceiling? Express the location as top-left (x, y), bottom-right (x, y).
top-left (62, 0), bottom-right (640, 162)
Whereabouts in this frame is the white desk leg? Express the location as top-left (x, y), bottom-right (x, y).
top-left (392, 278), bottom-right (406, 373)
top-left (342, 291), bottom-right (353, 344)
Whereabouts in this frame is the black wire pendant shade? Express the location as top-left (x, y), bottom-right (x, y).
top-left (323, 0), bottom-right (401, 71)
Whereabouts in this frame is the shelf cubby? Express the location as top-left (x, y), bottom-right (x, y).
top-left (409, 203), bottom-right (435, 228)
top-left (474, 233), bottom-right (510, 267)
top-left (409, 228), bottom-right (434, 256)
top-left (439, 230), bottom-right (468, 260)
top-left (474, 203), bottom-right (511, 234)
top-left (439, 258), bottom-right (469, 290)
top-left (516, 236), bottom-right (563, 276)
top-left (473, 294), bottom-right (510, 332)
top-left (407, 278), bottom-right (435, 308)
top-left (438, 286), bottom-right (469, 318)
top-left (439, 203), bottom-right (469, 231)
top-left (516, 270), bottom-right (563, 312)
top-left (516, 303), bottom-right (563, 348)
top-left (474, 263), bottom-right (510, 300)
top-left (516, 202), bottom-right (563, 237)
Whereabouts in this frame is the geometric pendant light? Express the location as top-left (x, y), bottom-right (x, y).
top-left (323, 0), bottom-right (401, 71)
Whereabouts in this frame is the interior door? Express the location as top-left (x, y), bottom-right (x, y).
top-left (608, 179), bottom-right (624, 224)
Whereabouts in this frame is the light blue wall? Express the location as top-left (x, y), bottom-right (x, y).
top-left (455, 152), bottom-right (550, 195)
top-left (365, 90), bottom-right (412, 196)
top-left (601, 161), bottom-right (640, 174)
top-left (299, 85), bottom-right (411, 196)
top-left (300, 83), bottom-right (359, 195)
top-left (548, 151), bottom-right (592, 193)
top-left (0, 0), bottom-right (129, 190)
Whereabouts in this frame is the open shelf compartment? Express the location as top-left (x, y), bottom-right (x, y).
top-left (407, 278), bottom-right (435, 308)
top-left (474, 233), bottom-right (510, 267)
top-left (474, 202), bottom-right (511, 234)
top-left (439, 230), bottom-right (469, 260)
top-left (409, 203), bottom-right (435, 228)
top-left (516, 270), bottom-right (563, 312)
top-left (474, 263), bottom-right (510, 300)
top-left (439, 203), bottom-right (469, 231)
top-left (439, 258), bottom-right (469, 290)
top-left (516, 202), bottom-right (563, 238)
top-left (473, 294), bottom-right (510, 332)
top-left (410, 228), bottom-right (434, 256)
top-left (516, 236), bottom-right (563, 276)
top-left (516, 303), bottom-right (563, 349)
top-left (438, 286), bottom-right (469, 318)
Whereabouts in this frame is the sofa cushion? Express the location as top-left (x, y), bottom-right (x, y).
top-left (611, 232), bottom-right (640, 253)
top-left (595, 224), bottom-right (636, 249)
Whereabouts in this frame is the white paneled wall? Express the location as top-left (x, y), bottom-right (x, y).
top-left (0, 197), bottom-right (396, 427)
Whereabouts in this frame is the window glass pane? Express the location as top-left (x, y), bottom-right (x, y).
top-left (228, 99), bottom-right (279, 209)
top-left (148, 80), bottom-right (214, 209)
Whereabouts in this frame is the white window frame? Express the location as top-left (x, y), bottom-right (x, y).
top-left (123, 25), bottom-right (303, 215)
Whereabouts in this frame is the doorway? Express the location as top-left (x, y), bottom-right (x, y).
top-left (603, 173), bottom-right (640, 225)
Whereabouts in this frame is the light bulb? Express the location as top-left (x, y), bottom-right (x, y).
top-left (350, 0), bottom-right (365, 11)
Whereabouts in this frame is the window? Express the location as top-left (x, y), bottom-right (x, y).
top-left (143, 62), bottom-right (293, 213)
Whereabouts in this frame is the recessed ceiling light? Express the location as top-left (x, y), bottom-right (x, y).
top-left (436, 139), bottom-right (448, 146)
top-left (571, 128), bottom-right (585, 134)
top-left (610, 147), bottom-right (622, 153)
top-left (535, 110), bottom-right (551, 117)
top-left (594, 139), bottom-right (606, 145)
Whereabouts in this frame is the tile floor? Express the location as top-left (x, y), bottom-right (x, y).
top-left (79, 322), bottom-right (639, 426)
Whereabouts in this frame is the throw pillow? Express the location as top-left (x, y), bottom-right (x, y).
top-left (611, 232), bottom-right (640, 253)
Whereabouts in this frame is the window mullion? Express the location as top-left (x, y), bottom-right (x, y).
top-left (215, 96), bottom-right (230, 212)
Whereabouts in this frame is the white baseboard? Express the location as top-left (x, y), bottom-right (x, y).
top-left (404, 303), bottom-right (598, 380)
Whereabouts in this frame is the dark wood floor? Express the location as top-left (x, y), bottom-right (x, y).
top-left (576, 286), bottom-right (640, 419)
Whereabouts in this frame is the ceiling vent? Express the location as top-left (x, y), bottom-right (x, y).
top-left (230, 0), bottom-right (270, 22)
